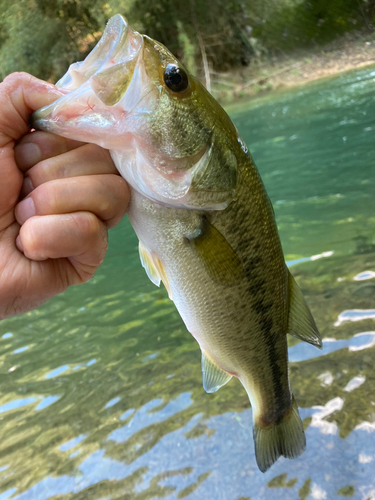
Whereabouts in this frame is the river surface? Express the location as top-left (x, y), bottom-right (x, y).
top-left (1, 66), bottom-right (375, 500)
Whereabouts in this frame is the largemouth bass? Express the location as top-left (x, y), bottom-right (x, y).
top-left (31, 14), bottom-right (322, 472)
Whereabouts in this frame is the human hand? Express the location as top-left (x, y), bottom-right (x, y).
top-left (0, 73), bottom-right (129, 319)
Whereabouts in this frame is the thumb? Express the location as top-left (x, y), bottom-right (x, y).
top-left (0, 73), bottom-right (65, 230)
top-left (0, 72), bottom-right (65, 147)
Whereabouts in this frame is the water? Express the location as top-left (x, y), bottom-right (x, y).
top-left (1, 66), bottom-right (375, 500)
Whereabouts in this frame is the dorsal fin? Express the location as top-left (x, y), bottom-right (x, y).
top-left (288, 271), bottom-right (322, 349)
top-left (201, 351), bottom-right (232, 393)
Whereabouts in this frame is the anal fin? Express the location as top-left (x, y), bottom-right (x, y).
top-left (202, 351), bottom-right (232, 393)
top-left (288, 271), bottom-right (322, 349)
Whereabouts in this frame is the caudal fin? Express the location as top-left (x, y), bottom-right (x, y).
top-left (253, 395), bottom-right (306, 473)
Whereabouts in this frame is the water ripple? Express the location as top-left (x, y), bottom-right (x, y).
top-left (0, 398), bottom-right (37, 414)
top-left (109, 393), bottom-right (192, 444)
top-left (45, 365), bottom-right (69, 379)
top-left (353, 271), bottom-right (375, 281)
top-left (334, 309), bottom-right (375, 327)
top-left (287, 251), bottom-right (333, 267)
top-left (35, 396), bottom-right (60, 411)
top-left (289, 331), bottom-right (375, 362)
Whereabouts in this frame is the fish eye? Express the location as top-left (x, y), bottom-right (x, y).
top-left (163, 64), bottom-right (189, 93)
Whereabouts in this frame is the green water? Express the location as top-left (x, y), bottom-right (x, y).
top-left (1, 66), bottom-right (375, 500)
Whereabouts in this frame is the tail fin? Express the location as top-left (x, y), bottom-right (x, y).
top-left (253, 395), bottom-right (306, 473)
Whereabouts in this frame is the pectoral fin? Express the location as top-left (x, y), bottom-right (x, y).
top-left (139, 241), bottom-right (161, 287)
top-left (187, 216), bottom-right (243, 285)
top-left (138, 241), bottom-right (173, 299)
top-left (202, 351), bottom-right (232, 393)
top-left (287, 271), bottom-right (322, 349)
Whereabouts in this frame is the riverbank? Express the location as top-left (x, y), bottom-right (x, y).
top-left (211, 29), bottom-right (375, 105)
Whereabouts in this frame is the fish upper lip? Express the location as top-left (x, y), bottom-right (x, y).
top-left (55, 15), bottom-right (139, 92)
top-left (31, 60), bottom-right (154, 135)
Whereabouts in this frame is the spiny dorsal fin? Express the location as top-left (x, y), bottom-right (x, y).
top-left (201, 351), bottom-right (232, 393)
top-left (139, 241), bottom-right (161, 287)
top-left (288, 271), bottom-right (322, 349)
top-left (187, 216), bottom-right (244, 285)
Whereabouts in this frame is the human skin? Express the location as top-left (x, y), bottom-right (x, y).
top-left (0, 72), bottom-right (129, 319)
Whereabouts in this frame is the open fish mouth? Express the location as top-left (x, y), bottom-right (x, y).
top-left (30, 14), bottom-right (237, 209)
top-left (30, 15), bottom-right (149, 147)
top-left (56, 15), bottom-right (140, 92)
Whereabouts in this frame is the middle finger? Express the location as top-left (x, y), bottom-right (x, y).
top-left (15, 174), bottom-right (129, 229)
top-left (23, 143), bottom-right (118, 194)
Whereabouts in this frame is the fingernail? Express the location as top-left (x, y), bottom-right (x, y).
top-left (16, 236), bottom-right (24, 253)
top-left (16, 197), bottom-right (36, 224)
top-left (14, 143), bottom-right (41, 169)
top-left (21, 177), bottom-right (34, 197)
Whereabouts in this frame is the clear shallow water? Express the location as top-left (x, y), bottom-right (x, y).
top-left (1, 66), bottom-right (375, 500)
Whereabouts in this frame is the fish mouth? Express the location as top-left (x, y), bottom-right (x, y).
top-left (55, 14), bottom-right (135, 92)
top-left (30, 14), bottom-right (148, 147)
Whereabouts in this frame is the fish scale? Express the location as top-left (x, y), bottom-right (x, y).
top-left (30, 13), bottom-right (322, 472)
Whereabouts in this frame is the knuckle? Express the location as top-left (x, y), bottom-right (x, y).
top-left (2, 72), bottom-right (28, 89)
top-left (32, 182), bottom-right (58, 214)
top-left (72, 212), bottom-right (102, 239)
top-left (100, 176), bottom-right (128, 225)
top-left (37, 156), bottom-right (65, 182)
top-left (78, 270), bottom-right (96, 284)
top-left (20, 219), bottom-right (43, 259)
top-left (99, 199), bottom-right (113, 220)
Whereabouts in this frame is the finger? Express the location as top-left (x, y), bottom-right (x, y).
top-left (17, 212), bottom-right (108, 283)
top-left (0, 73), bottom-right (64, 146)
top-left (0, 73), bottom-right (64, 228)
top-left (14, 131), bottom-right (85, 171)
top-left (22, 143), bottom-right (117, 192)
top-left (15, 174), bottom-right (129, 229)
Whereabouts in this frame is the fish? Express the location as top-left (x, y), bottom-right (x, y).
top-left (31, 14), bottom-right (322, 472)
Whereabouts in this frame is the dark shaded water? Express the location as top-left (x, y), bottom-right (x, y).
top-left (1, 66), bottom-right (375, 500)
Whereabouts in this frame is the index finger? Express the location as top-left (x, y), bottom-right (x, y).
top-left (14, 131), bottom-right (85, 171)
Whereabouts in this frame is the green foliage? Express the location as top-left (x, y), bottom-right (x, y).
top-left (0, 0), bottom-right (374, 82)
top-left (0, 0), bottom-right (107, 81)
top-left (176, 21), bottom-right (197, 75)
top-left (0, 1), bottom-right (62, 80)
top-left (254, 0), bottom-right (374, 51)
top-left (131, 0), bottom-right (254, 71)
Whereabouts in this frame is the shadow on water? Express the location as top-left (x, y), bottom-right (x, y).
top-left (0, 65), bottom-right (375, 499)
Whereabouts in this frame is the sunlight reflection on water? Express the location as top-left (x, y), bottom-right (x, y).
top-left (1, 65), bottom-right (375, 500)
top-left (289, 331), bottom-right (375, 362)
